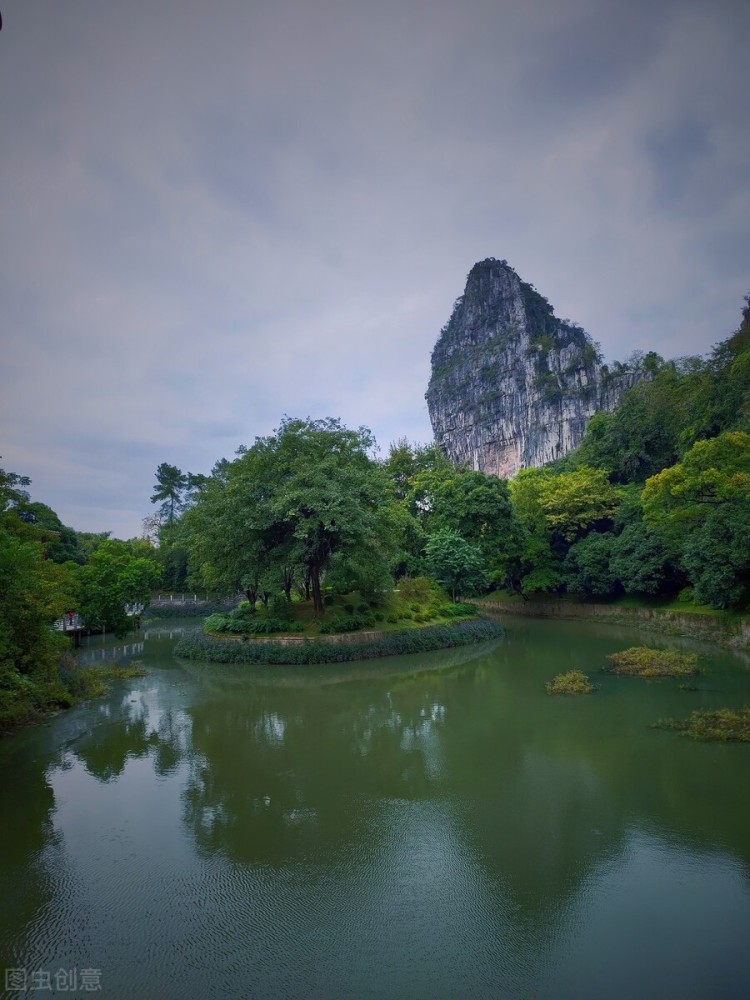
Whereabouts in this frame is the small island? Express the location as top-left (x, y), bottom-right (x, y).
top-left (175, 577), bottom-right (503, 664)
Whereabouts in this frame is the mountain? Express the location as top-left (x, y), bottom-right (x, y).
top-left (426, 258), bottom-right (640, 477)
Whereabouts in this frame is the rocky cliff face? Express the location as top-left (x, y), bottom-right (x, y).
top-left (426, 259), bottom-right (639, 477)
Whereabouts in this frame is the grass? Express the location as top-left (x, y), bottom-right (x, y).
top-left (545, 670), bottom-right (595, 695)
top-left (605, 647), bottom-right (701, 678)
top-left (654, 707), bottom-right (750, 742)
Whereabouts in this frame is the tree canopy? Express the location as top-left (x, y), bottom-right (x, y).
top-left (183, 418), bottom-right (401, 614)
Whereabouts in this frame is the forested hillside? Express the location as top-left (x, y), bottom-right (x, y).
top-left (513, 295), bottom-right (750, 608)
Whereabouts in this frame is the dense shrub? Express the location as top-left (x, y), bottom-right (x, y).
top-left (319, 613), bottom-right (374, 634)
top-left (441, 602), bottom-right (477, 617)
top-left (175, 618), bottom-right (504, 665)
top-left (204, 614), bottom-right (302, 636)
top-left (269, 595), bottom-right (294, 620)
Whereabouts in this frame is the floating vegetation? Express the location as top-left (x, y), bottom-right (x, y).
top-left (654, 707), bottom-right (750, 742)
top-left (606, 647), bottom-right (700, 678)
top-left (545, 670), bottom-right (595, 695)
top-left (93, 660), bottom-right (148, 680)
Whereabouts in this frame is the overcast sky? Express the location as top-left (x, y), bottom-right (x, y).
top-left (1, 0), bottom-right (748, 538)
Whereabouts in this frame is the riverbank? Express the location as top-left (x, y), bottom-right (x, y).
top-left (478, 597), bottom-right (750, 651)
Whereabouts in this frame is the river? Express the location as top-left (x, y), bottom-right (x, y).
top-left (1, 616), bottom-right (749, 998)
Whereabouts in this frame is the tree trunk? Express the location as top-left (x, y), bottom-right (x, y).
top-left (244, 586), bottom-right (257, 606)
top-left (283, 566), bottom-right (293, 602)
top-left (304, 569), bottom-right (311, 602)
top-left (310, 564), bottom-right (323, 615)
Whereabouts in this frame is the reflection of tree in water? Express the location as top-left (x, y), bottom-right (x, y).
top-left (0, 747), bottom-right (60, 964)
top-left (70, 691), bottom-right (190, 782)
top-left (182, 670), bottom-right (460, 866)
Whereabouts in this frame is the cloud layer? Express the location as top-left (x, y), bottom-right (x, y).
top-left (2, 0), bottom-right (748, 536)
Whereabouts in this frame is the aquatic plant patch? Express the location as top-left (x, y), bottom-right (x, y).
top-left (545, 670), bottom-right (595, 695)
top-left (654, 707), bottom-right (750, 742)
top-left (606, 647), bottom-right (700, 678)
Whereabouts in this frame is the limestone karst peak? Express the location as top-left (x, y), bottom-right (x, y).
top-left (426, 260), bottom-right (639, 477)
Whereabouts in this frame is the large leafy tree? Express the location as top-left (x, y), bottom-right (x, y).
top-left (642, 431), bottom-right (750, 607)
top-left (508, 465), bottom-right (619, 596)
top-left (181, 462), bottom-right (275, 604)
top-left (0, 463), bottom-right (79, 729)
top-left (564, 533), bottom-right (618, 598)
top-left (642, 431), bottom-right (750, 526)
top-left (682, 504), bottom-right (750, 609)
top-left (408, 467), bottom-right (521, 585)
top-left (183, 418), bottom-right (401, 614)
top-left (424, 529), bottom-right (488, 602)
top-left (383, 439), bottom-right (452, 501)
top-left (75, 540), bottom-right (160, 636)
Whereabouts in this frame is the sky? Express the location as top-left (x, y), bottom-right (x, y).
top-left (1, 0), bottom-right (748, 539)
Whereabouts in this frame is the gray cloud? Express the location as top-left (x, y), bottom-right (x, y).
top-left (1, 0), bottom-right (748, 538)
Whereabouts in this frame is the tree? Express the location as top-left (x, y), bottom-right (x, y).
top-left (641, 432), bottom-right (750, 608)
top-left (0, 463), bottom-right (79, 729)
top-left (424, 529), bottom-right (488, 601)
top-left (564, 533), bottom-right (618, 598)
top-left (510, 466), bottom-right (619, 544)
top-left (20, 502), bottom-right (88, 564)
top-left (383, 439), bottom-right (451, 501)
top-left (610, 522), bottom-right (681, 597)
top-left (183, 418), bottom-right (401, 614)
top-left (508, 465), bottom-right (619, 596)
top-left (75, 540), bottom-right (160, 636)
top-left (574, 360), bottom-right (696, 482)
top-left (682, 504), bottom-right (750, 608)
top-left (0, 460), bottom-right (31, 513)
top-left (409, 467), bottom-right (521, 585)
top-left (642, 431), bottom-right (750, 530)
top-left (151, 463), bottom-right (188, 525)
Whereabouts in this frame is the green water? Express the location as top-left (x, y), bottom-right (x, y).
top-left (1, 616), bottom-right (749, 999)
